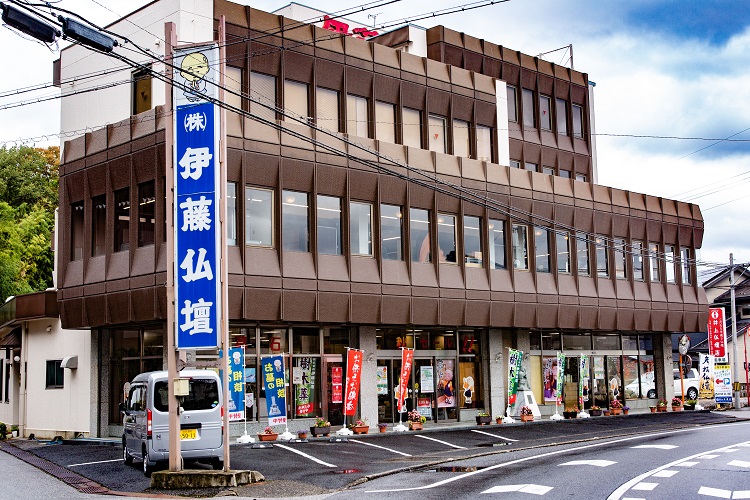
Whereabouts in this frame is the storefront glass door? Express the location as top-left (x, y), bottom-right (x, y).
top-left (322, 355), bottom-right (344, 426)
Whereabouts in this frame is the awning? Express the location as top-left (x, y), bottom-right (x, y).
top-left (0, 329), bottom-right (21, 348)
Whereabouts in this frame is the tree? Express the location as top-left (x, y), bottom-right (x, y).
top-left (0, 146), bottom-right (58, 301)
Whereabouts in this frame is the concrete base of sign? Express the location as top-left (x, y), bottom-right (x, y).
top-left (336, 428), bottom-right (353, 436)
top-left (236, 432), bottom-right (255, 444)
top-left (577, 411), bottom-right (590, 419)
top-left (151, 469), bottom-right (264, 489)
top-left (549, 412), bottom-right (564, 421)
top-left (279, 430), bottom-right (295, 441)
top-left (393, 423), bottom-right (408, 432)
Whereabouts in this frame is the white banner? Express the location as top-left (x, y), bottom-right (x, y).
top-left (714, 364), bottom-right (732, 404)
top-left (699, 353), bottom-right (714, 399)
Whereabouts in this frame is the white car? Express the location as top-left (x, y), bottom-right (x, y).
top-left (624, 368), bottom-right (699, 400)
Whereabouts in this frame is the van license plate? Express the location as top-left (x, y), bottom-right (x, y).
top-left (180, 429), bottom-right (197, 440)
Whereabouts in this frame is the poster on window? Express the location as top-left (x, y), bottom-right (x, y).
top-left (295, 357), bottom-right (317, 417)
top-left (436, 359), bottom-right (455, 408)
top-left (543, 357), bottom-right (557, 402)
top-left (699, 353), bottom-right (714, 399)
top-left (261, 355), bottom-right (287, 426)
top-left (420, 366), bottom-right (434, 393)
top-left (417, 397), bottom-right (432, 418)
top-left (331, 366), bottom-right (343, 404)
top-left (376, 366), bottom-right (388, 395)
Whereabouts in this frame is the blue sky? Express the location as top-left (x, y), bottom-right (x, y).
top-left (0, 0), bottom-right (748, 276)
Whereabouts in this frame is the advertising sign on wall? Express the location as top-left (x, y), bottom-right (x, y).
top-left (420, 366), bottom-right (434, 394)
top-left (376, 366), bottom-right (388, 395)
top-left (331, 366), bottom-right (343, 404)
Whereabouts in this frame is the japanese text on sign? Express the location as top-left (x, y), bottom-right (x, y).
top-left (261, 355), bottom-right (287, 427)
top-left (397, 348), bottom-right (414, 413)
top-left (343, 349), bottom-right (364, 416)
top-left (707, 308), bottom-right (727, 359)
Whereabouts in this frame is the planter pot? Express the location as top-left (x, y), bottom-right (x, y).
top-left (672, 406), bottom-right (683, 412)
top-left (589, 410), bottom-right (602, 417)
top-left (310, 426), bottom-right (331, 437)
top-left (257, 433), bottom-right (278, 442)
top-left (623, 410), bottom-right (629, 415)
top-left (496, 418), bottom-right (503, 425)
top-left (297, 432), bottom-right (308, 440)
top-left (610, 408), bottom-right (622, 416)
top-left (564, 411), bottom-right (579, 419)
top-left (11, 431), bottom-right (18, 438)
top-left (684, 404), bottom-right (696, 411)
top-left (409, 422), bottom-right (423, 431)
top-left (476, 416), bottom-right (492, 425)
top-left (352, 425), bottom-right (369, 434)
top-left (378, 425), bottom-right (388, 433)
top-left (520, 414), bottom-right (534, 423)
top-left (603, 410), bottom-right (611, 416)
top-left (649, 407), bottom-right (657, 413)
top-left (657, 406), bottom-right (667, 412)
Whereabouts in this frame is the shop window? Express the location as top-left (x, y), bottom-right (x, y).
top-left (347, 94), bottom-right (369, 138)
top-left (375, 328), bottom-right (415, 350)
top-left (464, 216), bottom-right (482, 267)
top-left (476, 125), bottom-right (491, 162)
top-left (681, 247), bottom-right (692, 285)
top-left (632, 240), bottom-right (644, 281)
top-left (226, 182), bottom-right (237, 246)
top-left (137, 181), bottom-right (155, 247)
top-left (614, 238), bottom-right (627, 279)
top-left (428, 114), bottom-right (447, 154)
top-left (563, 333), bottom-right (591, 351)
top-left (292, 327), bottom-right (320, 354)
top-left (507, 85), bottom-right (517, 122)
top-left (225, 66), bottom-right (242, 111)
top-left (665, 244), bottom-right (676, 283)
top-left (317, 195), bottom-right (342, 255)
top-left (572, 104), bottom-right (583, 138)
top-left (71, 201), bottom-right (84, 261)
top-left (381, 204), bottom-right (403, 260)
top-left (284, 80), bottom-right (309, 121)
top-left (46, 360), bottom-right (64, 389)
top-left (594, 334), bottom-right (620, 350)
top-left (522, 88), bottom-right (535, 129)
top-left (524, 162), bottom-right (538, 172)
top-left (512, 224), bottom-right (529, 270)
top-left (246, 186), bottom-right (274, 247)
top-left (437, 214), bottom-right (456, 263)
top-left (132, 68), bottom-right (151, 115)
top-left (92, 194), bottom-right (106, 257)
top-left (249, 71), bottom-right (276, 121)
top-left (324, 328), bottom-right (352, 354)
top-left (459, 330), bottom-right (483, 409)
top-left (410, 208), bottom-right (431, 263)
top-left (542, 332), bottom-right (562, 351)
top-left (529, 331), bottom-right (542, 351)
top-left (282, 190), bottom-right (308, 252)
top-left (114, 187), bottom-right (130, 252)
top-left (260, 328), bottom-right (288, 355)
top-left (649, 242), bottom-right (661, 282)
top-left (350, 201), bottom-right (372, 256)
top-left (402, 107), bottom-right (422, 148)
top-left (143, 329), bottom-right (163, 357)
top-left (559, 169), bottom-right (571, 179)
top-left (576, 232), bottom-right (591, 276)
top-left (375, 101), bottom-right (395, 143)
top-left (316, 87), bottom-right (339, 131)
top-left (556, 98), bottom-right (568, 135)
top-left (539, 94), bottom-right (551, 130)
top-left (489, 219), bottom-right (506, 269)
top-left (453, 119), bottom-right (470, 157)
top-left (595, 235), bottom-right (609, 278)
top-left (556, 231), bottom-right (570, 273)
top-left (534, 227), bottom-right (550, 273)
top-left (542, 166), bottom-right (555, 175)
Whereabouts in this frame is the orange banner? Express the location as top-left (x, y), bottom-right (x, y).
top-left (397, 348), bottom-right (414, 412)
top-left (343, 349), bottom-right (364, 416)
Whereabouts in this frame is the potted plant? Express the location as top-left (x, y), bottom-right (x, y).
top-left (495, 415), bottom-right (504, 424)
top-left (587, 406), bottom-right (601, 417)
top-left (684, 399), bottom-right (697, 410)
top-left (609, 399), bottom-right (623, 415)
top-left (649, 405), bottom-right (657, 413)
top-left (520, 406), bottom-right (534, 422)
top-left (622, 406), bottom-right (630, 415)
top-left (603, 408), bottom-right (611, 416)
top-left (350, 418), bottom-right (369, 434)
top-left (378, 423), bottom-right (388, 433)
top-left (564, 406), bottom-right (581, 418)
top-left (310, 417), bottom-right (331, 437)
top-left (257, 426), bottom-right (278, 442)
top-left (476, 412), bottom-right (492, 425)
top-left (671, 397), bottom-right (683, 412)
top-left (297, 429), bottom-right (308, 439)
top-left (0, 422), bottom-right (6, 440)
top-left (407, 410), bottom-right (426, 430)
top-left (657, 399), bottom-right (668, 412)
top-left (10, 425), bottom-right (18, 438)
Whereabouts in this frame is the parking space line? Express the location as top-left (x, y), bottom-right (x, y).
top-left (273, 444), bottom-right (337, 467)
top-left (350, 439), bottom-right (412, 457)
top-left (471, 430), bottom-right (518, 442)
top-left (68, 458), bottom-right (122, 467)
top-left (414, 434), bottom-right (466, 449)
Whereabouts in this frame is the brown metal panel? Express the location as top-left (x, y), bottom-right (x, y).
top-left (282, 289), bottom-right (316, 321)
top-left (318, 292), bottom-right (349, 323)
top-left (133, 147), bottom-right (156, 184)
top-left (443, 44), bottom-right (463, 67)
top-left (558, 302), bottom-right (578, 328)
top-left (352, 294), bottom-right (380, 323)
top-left (381, 295), bottom-right (410, 324)
top-left (412, 296), bottom-right (438, 325)
top-left (475, 100), bottom-right (496, 126)
top-left (465, 300), bottom-right (490, 326)
top-left (598, 307), bottom-right (617, 330)
top-left (579, 305), bottom-right (597, 329)
top-left (439, 298), bottom-right (464, 325)
top-left (284, 50), bottom-right (314, 83)
top-left (537, 303), bottom-right (558, 328)
top-left (107, 291), bottom-right (130, 325)
top-left (317, 254), bottom-right (350, 282)
top-left (374, 74), bottom-right (399, 103)
top-left (228, 287), bottom-right (243, 320)
top-left (316, 164), bottom-right (347, 196)
top-left (60, 298), bottom-right (84, 329)
top-left (246, 288), bottom-right (281, 321)
top-left (84, 295), bottom-right (106, 327)
top-left (346, 66), bottom-right (373, 98)
top-left (281, 158), bottom-right (314, 191)
top-left (131, 287), bottom-right (155, 323)
top-left (401, 81), bottom-right (427, 109)
top-left (617, 308), bottom-right (635, 330)
top-left (650, 309), bottom-right (668, 332)
top-left (490, 300), bottom-right (514, 327)
top-left (513, 302), bottom-right (536, 327)
top-left (315, 59), bottom-right (345, 90)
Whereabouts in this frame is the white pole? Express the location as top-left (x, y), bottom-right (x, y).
top-left (731, 254), bottom-right (740, 408)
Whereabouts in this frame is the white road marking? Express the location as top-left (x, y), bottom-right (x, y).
top-left (273, 443), bottom-right (336, 467)
top-left (414, 434), bottom-right (467, 449)
top-left (631, 444), bottom-right (677, 450)
top-left (718, 448), bottom-right (739, 453)
top-left (471, 429), bottom-right (518, 441)
top-left (350, 438), bottom-right (412, 457)
top-left (699, 454), bottom-right (719, 459)
top-left (67, 458), bottom-right (122, 467)
top-left (733, 491), bottom-right (750, 499)
top-left (676, 461), bottom-right (698, 467)
top-left (697, 486), bottom-right (731, 498)
top-left (559, 459), bottom-right (616, 467)
top-left (727, 460), bottom-right (750, 468)
top-left (651, 470), bottom-right (679, 478)
top-left (481, 484), bottom-right (553, 495)
top-left (631, 483), bottom-right (658, 491)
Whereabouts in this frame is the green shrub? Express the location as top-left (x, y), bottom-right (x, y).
top-left (0, 422), bottom-right (6, 439)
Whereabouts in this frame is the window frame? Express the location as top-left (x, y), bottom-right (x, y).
top-left (489, 219), bottom-right (506, 269)
top-left (375, 100), bottom-right (396, 143)
top-left (114, 187), bottom-right (130, 253)
top-left (614, 238), bottom-right (627, 279)
top-left (512, 223), bottom-right (529, 270)
top-left (437, 213), bottom-right (457, 264)
top-left (595, 235), bottom-right (609, 278)
top-left (522, 88), bottom-right (535, 129)
top-left (452, 118), bottom-right (470, 158)
top-left (649, 242), bottom-right (661, 283)
top-left (282, 189), bottom-right (309, 252)
top-left (632, 240), bottom-right (644, 281)
top-left (249, 71), bottom-right (277, 122)
top-left (380, 203), bottom-right (403, 261)
top-left (409, 207), bottom-right (431, 263)
top-left (246, 186), bottom-right (274, 248)
top-left (463, 215), bottom-right (482, 268)
top-left (428, 114), bottom-right (447, 154)
top-left (539, 94), bottom-right (552, 130)
top-left (346, 94), bottom-right (369, 138)
top-left (576, 232), bottom-right (590, 276)
top-left (534, 226), bottom-right (551, 273)
top-left (572, 104), bottom-right (584, 138)
top-left (402, 107), bottom-right (422, 148)
top-left (71, 200), bottom-right (84, 261)
top-left (317, 194), bottom-right (342, 256)
top-left (556, 97), bottom-right (568, 135)
top-left (46, 359), bottom-right (64, 389)
top-left (137, 180), bottom-right (155, 248)
top-left (476, 125), bottom-right (491, 162)
top-left (665, 244), bottom-right (677, 283)
top-left (556, 231), bottom-right (571, 274)
top-left (681, 247), bottom-right (692, 285)
top-left (350, 201), bottom-right (373, 257)
top-left (316, 86), bottom-right (340, 132)
top-left (507, 85), bottom-right (518, 122)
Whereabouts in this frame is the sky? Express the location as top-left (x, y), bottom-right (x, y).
top-left (1, 0), bottom-right (749, 280)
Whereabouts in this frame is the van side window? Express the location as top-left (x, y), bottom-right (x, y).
top-left (128, 386), bottom-right (145, 411)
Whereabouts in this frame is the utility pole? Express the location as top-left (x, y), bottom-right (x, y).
top-left (730, 253), bottom-right (740, 408)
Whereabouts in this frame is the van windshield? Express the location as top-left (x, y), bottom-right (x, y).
top-left (153, 379), bottom-right (220, 412)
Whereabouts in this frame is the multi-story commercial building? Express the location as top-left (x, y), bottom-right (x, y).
top-left (51, 0), bottom-right (706, 437)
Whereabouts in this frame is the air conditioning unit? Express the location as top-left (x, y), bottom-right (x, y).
top-left (61, 355), bottom-right (78, 369)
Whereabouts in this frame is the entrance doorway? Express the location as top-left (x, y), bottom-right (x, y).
top-left (562, 355), bottom-right (624, 409)
top-left (322, 355), bottom-right (343, 426)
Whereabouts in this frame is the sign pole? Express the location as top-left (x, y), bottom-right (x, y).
top-left (730, 253), bottom-right (741, 408)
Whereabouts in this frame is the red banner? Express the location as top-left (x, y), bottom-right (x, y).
top-left (331, 366), bottom-right (343, 404)
top-left (397, 348), bottom-right (414, 412)
top-left (343, 349), bottom-right (364, 416)
top-left (708, 307), bottom-right (727, 358)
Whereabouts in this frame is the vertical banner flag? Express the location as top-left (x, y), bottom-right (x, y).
top-left (579, 354), bottom-right (588, 408)
top-left (507, 349), bottom-right (522, 406)
top-left (556, 352), bottom-right (566, 405)
top-left (227, 347), bottom-right (245, 421)
top-left (708, 307), bottom-right (727, 360)
top-left (714, 363), bottom-right (733, 404)
top-left (343, 349), bottom-right (364, 416)
top-left (261, 355), bottom-right (287, 426)
top-left (699, 353), bottom-right (714, 399)
top-left (397, 348), bottom-right (414, 412)
top-left (294, 357), bottom-right (316, 417)
top-left (173, 45), bottom-right (221, 349)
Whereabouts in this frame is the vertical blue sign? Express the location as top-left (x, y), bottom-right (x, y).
top-left (173, 45), bottom-right (221, 349)
top-left (261, 355), bottom-right (287, 426)
top-left (228, 347), bottom-right (245, 421)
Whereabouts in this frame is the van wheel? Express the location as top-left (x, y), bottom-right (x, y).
top-left (686, 387), bottom-right (698, 400)
top-left (212, 458), bottom-right (224, 471)
top-left (142, 446), bottom-right (153, 477)
top-left (647, 389), bottom-right (656, 399)
top-left (123, 442), bottom-right (133, 465)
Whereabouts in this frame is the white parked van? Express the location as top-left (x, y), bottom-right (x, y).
top-left (120, 369), bottom-right (224, 476)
